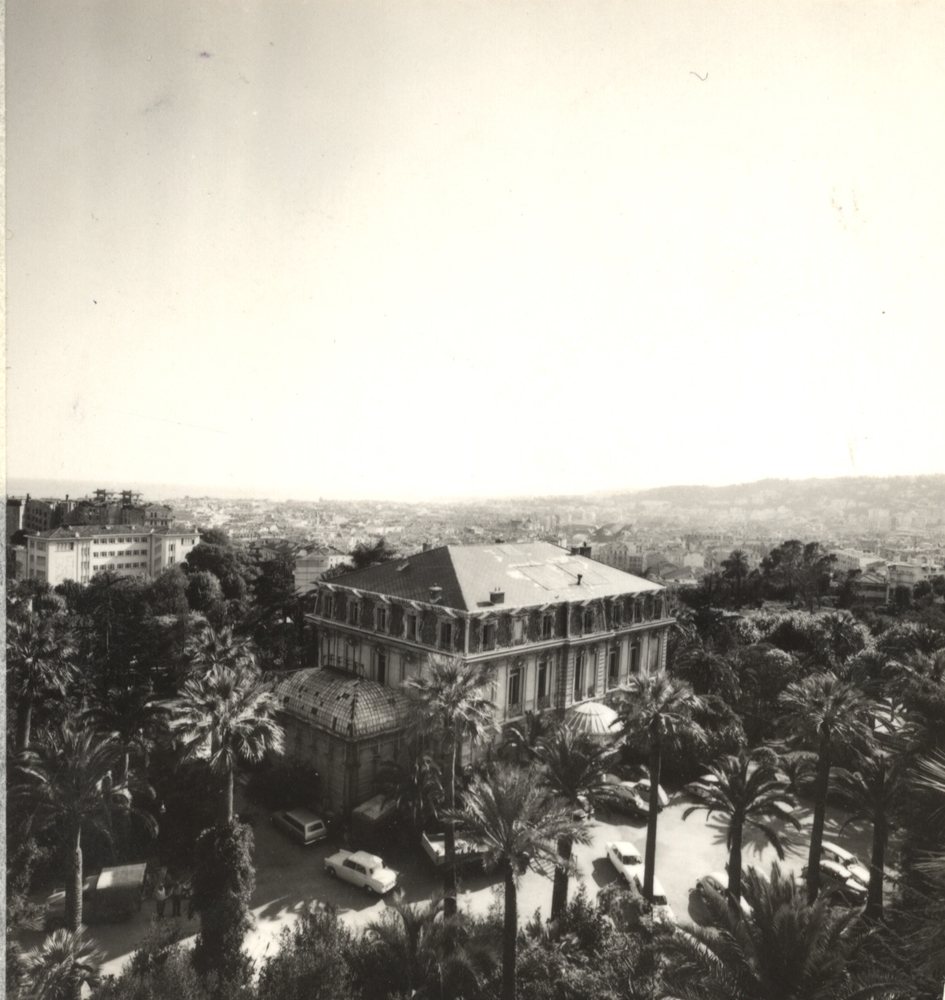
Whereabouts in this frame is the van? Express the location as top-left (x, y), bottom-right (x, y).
top-left (271, 808), bottom-right (328, 845)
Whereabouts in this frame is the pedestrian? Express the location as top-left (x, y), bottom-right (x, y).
top-left (170, 880), bottom-right (182, 918)
top-left (154, 882), bottom-right (167, 919)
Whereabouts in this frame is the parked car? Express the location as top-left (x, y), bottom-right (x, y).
top-left (601, 773), bottom-right (647, 818)
top-left (817, 859), bottom-right (868, 905)
top-left (271, 809), bottom-right (329, 845)
top-left (821, 841), bottom-right (870, 888)
top-left (606, 840), bottom-right (643, 885)
top-left (689, 871), bottom-right (752, 924)
top-left (45, 864), bottom-right (147, 930)
top-left (631, 873), bottom-right (675, 927)
top-left (421, 830), bottom-right (485, 869)
top-left (324, 849), bottom-right (398, 894)
top-left (633, 778), bottom-right (669, 810)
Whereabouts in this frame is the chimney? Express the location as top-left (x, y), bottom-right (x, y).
top-left (489, 588), bottom-right (505, 604)
top-left (577, 574), bottom-right (583, 585)
top-left (422, 542), bottom-right (430, 552)
top-left (429, 585), bottom-right (443, 602)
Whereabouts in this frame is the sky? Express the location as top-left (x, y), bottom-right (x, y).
top-left (6, 1), bottom-right (945, 501)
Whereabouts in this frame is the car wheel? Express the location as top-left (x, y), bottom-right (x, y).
top-left (364, 884), bottom-right (374, 895)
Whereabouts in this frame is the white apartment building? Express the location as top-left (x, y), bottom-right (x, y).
top-left (22, 525), bottom-right (201, 586)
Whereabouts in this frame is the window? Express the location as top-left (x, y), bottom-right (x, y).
top-left (542, 614), bottom-right (554, 640)
top-left (512, 617), bottom-right (524, 643)
top-left (482, 621), bottom-right (496, 650)
top-left (573, 651), bottom-right (586, 701)
top-left (439, 621), bottom-right (453, 650)
top-left (583, 608), bottom-right (594, 633)
top-left (629, 639), bottom-right (641, 675)
top-left (406, 613), bottom-right (419, 641)
top-left (508, 666), bottom-right (523, 715)
top-left (376, 607), bottom-right (389, 632)
top-left (537, 656), bottom-right (551, 708)
top-left (348, 601), bottom-right (360, 625)
top-left (323, 594), bottom-right (334, 619)
top-left (607, 647), bottom-right (620, 689)
top-left (612, 602), bottom-right (622, 627)
top-left (376, 649), bottom-right (387, 685)
top-left (652, 596), bottom-right (663, 620)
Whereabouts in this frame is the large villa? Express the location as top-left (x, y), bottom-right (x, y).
top-left (274, 541), bottom-right (673, 813)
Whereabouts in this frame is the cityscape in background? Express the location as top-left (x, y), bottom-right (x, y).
top-left (10, 473), bottom-right (945, 605)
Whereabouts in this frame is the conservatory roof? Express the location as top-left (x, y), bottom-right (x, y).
top-left (274, 668), bottom-right (410, 740)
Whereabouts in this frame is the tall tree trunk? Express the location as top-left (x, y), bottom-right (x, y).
top-left (727, 817), bottom-right (744, 905)
top-left (501, 864), bottom-right (518, 1000)
top-left (225, 766), bottom-right (235, 824)
top-left (122, 750), bottom-right (131, 785)
top-left (16, 699), bottom-right (33, 752)
top-left (807, 735), bottom-right (831, 904)
top-left (550, 834), bottom-right (573, 921)
top-left (643, 723), bottom-right (661, 900)
top-left (866, 765), bottom-right (887, 921)
top-left (443, 736), bottom-right (458, 917)
top-left (66, 826), bottom-right (84, 931)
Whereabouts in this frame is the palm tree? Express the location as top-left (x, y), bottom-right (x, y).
top-left (22, 928), bottom-right (104, 1000)
top-left (778, 673), bottom-right (873, 902)
top-left (499, 709), bottom-right (562, 765)
top-left (532, 726), bottom-right (616, 919)
top-left (449, 764), bottom-right (586, 1000)
top-left (831, 749), bottom-right (904, 920)
top-left (378, 743), bottom-right (444, 840)
top-left (185, 623), bottom-right (258, 677)
top-left (661, 862), bottom-right (900, 1000)
top-left (168, 664), bottom-right (285, 822)
top-left (613, 670), bottom-right (703, 899)
top-left (16, 724), bottom-right (134, 930)
top-left (82, 683), bottom-right (169, 782)
top-left (683, 748), bottom-right (799, 905)
top-left (367, 891), bottom-right (495, 1000)
top-left (7, 609), bottom-right (76, 751)
top-left (721, 550), bottom-right (750, 608)
top-left (675, 638), bottom-right (740, 701)
top-left (406, 654), bottom-right (499, 916)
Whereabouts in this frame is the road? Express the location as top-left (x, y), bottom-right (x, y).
top-left (18, 788), bottom-right (880, 980)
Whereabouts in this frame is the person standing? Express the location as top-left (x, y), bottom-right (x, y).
top-left (154, 882), bottom-right (167, 919)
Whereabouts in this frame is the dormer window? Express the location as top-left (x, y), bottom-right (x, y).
top-left (405, 613), bottom-right (421, 642)
top-left (323, 593), bottom-right (334, 619)
top-left (376, 606), bottom-right (389, 632)
top-left (512, 617), bottom-right (525, 644)
top-left (583, 608), bottom-right (594, 633)
top-left (541, 614), bottom-right (554, 640)
top-left (482, 621), bottom-right (496, 651)
top-left (612, 602), bottom-right (622, 627)
top-left (348, 601), bottom-right (360, 626)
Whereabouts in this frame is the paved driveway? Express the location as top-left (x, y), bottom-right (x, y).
top-left (19, 788), bottom-right (881, 980)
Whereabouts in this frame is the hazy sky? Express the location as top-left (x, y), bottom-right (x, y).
top-left (7, 1), bottom-right (945, 500)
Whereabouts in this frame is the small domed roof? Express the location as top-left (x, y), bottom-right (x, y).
top-left (275, 668), bottom-right (410, 739)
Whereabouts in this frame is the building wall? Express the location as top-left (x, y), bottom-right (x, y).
top-left (25, 529), bottom-right (201, 585)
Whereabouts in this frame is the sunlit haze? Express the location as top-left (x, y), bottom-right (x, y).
top-left (7, 1), bottom-right (945, 501)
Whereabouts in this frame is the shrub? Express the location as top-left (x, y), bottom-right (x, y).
top-left (244, 756), bottom-right (322, 813)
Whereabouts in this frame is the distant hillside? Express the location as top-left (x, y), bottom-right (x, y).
top-left (592, 475), bottom-right (945, 509)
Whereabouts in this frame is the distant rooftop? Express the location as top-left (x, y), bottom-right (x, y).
top-left (27, 525), bottom-right (199, 539)
top-left (326, 541), bottom-right (661, 612)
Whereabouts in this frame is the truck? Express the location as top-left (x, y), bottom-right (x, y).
top-left (45, 863), bottom-right (147, 929)
top-left (421, 830), bottom-right (486, 869)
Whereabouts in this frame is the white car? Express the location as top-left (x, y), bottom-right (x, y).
top-left (601, 774), bottom-right (647, 818)
top-left (821, 842), bottom-right (870, 888)
top-left (632, 873), bottom-right (676, 927)
top-left (324, 849), bottom-right (398, 894)
top-left (606, 840), bottom-right (643, 885)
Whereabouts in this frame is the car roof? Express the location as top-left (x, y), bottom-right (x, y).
top-left (285, 809), bottom-right (324, 825)
top-left (609, 841), bottom-right (641, 856)
top-left (821, 841), bottom-right (855, 862)
top-left (704, 872), bottom-right (728, 888)
top-left (348, 851), bottom-right (383, 867)
top-left (821, 859), bottom-right (850, 876)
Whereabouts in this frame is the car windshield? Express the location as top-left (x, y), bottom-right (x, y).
top-left (622, 852), bottom-right (640, 863)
